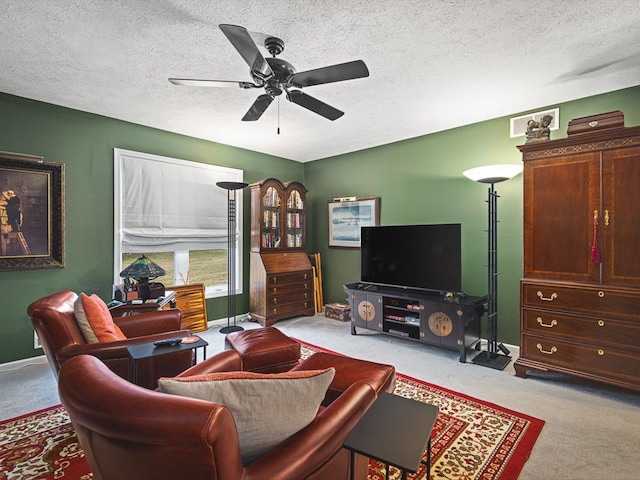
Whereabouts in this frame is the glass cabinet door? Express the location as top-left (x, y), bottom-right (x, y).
top-left (286, 188), bottom-right (304, 248)
top-left (262, 186), bottom-right (281, 249)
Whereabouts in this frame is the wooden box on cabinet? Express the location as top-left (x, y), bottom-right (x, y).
top-left (515, 124), bottom-right (640, 391)
top-left (248, 178), bottom-right (314, 326)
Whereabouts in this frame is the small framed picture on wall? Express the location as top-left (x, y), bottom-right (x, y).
top-left (328, 196), bottom-right (379, 248)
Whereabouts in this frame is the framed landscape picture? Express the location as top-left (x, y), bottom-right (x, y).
top-left (0, 151), bottom-right (65, 271)
top-left (328, 196), bottom-right (379, 248)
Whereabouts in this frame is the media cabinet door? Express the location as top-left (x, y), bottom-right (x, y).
top-left (351, 291), bottom-right (382, 331)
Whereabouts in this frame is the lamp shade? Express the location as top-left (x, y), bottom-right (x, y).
top-left (119, 254), bottom-right (165, 281)
top-left (463, 164), bottom-right (523, 184)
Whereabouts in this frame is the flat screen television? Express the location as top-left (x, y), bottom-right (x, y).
top-left (360, 223), bottom-right (462, 294)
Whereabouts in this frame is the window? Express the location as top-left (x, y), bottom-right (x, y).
top-left (114, 149), bottom-right (244, 298)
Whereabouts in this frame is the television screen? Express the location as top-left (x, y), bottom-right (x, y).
top-left (360, 224), bottom-right (462, 293)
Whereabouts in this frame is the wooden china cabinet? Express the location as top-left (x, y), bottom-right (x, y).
top-left (249, 178), bottom-right (314, 326)
top-left (515, 123), bottom-right (640, 391)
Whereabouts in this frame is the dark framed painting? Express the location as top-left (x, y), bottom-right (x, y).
top-left (0, 151), bottom-right (65, 271)
top-left (328, 196), bottom-right (380, 248)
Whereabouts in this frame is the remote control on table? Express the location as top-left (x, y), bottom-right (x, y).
top-left (153, 338), bottom-right (182, 347)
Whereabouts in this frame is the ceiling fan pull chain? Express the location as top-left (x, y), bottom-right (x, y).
top-left (277, 96), bottom-right (281, 135)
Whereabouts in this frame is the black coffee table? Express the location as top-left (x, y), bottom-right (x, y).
top-left (344, 392), bottom-right (438, 480)
top-left (126, 336), bottom-right (208, 385)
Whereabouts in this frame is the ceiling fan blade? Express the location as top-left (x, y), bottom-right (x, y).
top-left (290, 60), bottom-right (369, 87)
top-left (169, 78), bottom-right (257, 89)
top-left (242, 94), bottom-right (274, 121)
top-left (219, 24), bottom-right (274, 82)
top-left (286, 90), bottom-right (344, 121)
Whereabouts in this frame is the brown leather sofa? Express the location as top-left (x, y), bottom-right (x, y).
top-left (28, 290), bottom-right (193, 389)
top-left (59, 351), bottom-right (387, 480)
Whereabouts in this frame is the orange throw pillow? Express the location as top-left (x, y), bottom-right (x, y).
top-left (79, 293), bottom-right (126, 342)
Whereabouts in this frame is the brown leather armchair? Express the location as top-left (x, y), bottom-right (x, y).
top-left (58, 351), bottom-right (378, 480)
top-left (28, 290), bottom-right (193, 389)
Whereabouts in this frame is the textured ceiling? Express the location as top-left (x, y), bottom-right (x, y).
top-left (1, 1), bottom-right (639, 162)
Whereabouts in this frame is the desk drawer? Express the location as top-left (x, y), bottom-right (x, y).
top-left (267, 271), bottom-right (312, 287)
top-left (267, 282), bottom-right (312, 296)
top-left (522, 308), bottom-right (640, 350)
top-left (267, 290), bottom-right (312, 306)
top-left (267, 300), bottom-right (314, 318)
top-left (521, 333), bottom-right (640, 382)
top-left (522, 281), bottom-right (640, 319)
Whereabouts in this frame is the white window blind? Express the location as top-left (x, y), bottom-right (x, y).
top-left (114, 149), bottom-right (243, 253)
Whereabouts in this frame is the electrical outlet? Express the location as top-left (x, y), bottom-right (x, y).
top-left (34, 331), bottom-right (42, 349)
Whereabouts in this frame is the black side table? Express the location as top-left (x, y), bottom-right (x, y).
top-left (126, 336), bottom-right (208, 385)
top-left (344, 392), bottom-right (439, 480)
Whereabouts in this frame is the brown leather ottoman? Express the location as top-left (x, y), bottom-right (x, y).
top-left (225, 327), bottom-right (301, 373)
top-left (292, 351), bottom-right (396, 405)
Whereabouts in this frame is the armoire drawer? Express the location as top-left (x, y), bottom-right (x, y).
top-left (521, 333), bottom-right (640, 383)
top-left (522, 308), bottom-right (640, 350)
top-left (522, 281), bottom-right (640, 319)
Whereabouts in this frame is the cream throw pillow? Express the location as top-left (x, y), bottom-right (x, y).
top-left (74, 294), bottom-right (99, 343)
top-left (158, 368), bottom-right (335, 465)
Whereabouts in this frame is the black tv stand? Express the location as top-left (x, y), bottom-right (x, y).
top-left (344, 283), bottom-right (486, 363)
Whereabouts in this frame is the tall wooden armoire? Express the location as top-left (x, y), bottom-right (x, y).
top-left (249, 178), bottom-right (314, 327)
top-left (514, 120), bottom-right (640, 391)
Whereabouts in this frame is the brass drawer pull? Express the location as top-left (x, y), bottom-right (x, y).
top-left (597, 291), bottom-right (605, 298)
top-left (597, 320), bottom-right (605, 327)
top-left (536, 343), bottom-right (557, 355)
top-left (537, 291), bottom-right (558, 302)
top-left (598, 349), bottom-right (605, 356)
top-left (272, 298), bottom-right (277, 304)
top-left (536, 317), bottom-right (558, 328)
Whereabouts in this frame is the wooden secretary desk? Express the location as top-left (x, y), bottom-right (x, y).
top-left (515, 122), bottom-right (640, 391)
top-left (248, 178), bottom-right (314, 326)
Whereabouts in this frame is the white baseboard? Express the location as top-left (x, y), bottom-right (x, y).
top-left (0, 354), bottom-right (48, 373)
top-left (207, 313), bottom-right (252, 329)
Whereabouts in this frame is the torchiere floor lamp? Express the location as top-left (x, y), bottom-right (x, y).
top-left (463, 164), bottom-right (523, 370)
top-left (217, 181), bottom-right (248, 334)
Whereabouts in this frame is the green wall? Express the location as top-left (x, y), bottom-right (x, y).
top-left (2, 85), bottom-right (639, 364)
top-left (0, 92), bottom-right (303, 364)
top-left (305, 85), bottom-right (640, 345)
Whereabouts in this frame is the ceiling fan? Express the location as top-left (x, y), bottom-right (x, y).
top-left (169, 24), bottom-right (369, 122)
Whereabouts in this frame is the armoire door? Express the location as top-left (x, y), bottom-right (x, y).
top-left (602, 145), bottom-right (640, 287)
top-left (523, 152), bottom-right (600, 282)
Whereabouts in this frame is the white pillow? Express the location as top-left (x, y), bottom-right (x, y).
top-left (159, 368), bottom-right (335, 465)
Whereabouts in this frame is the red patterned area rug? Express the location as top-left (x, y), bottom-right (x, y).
top-left (0, 405), bottom-right (91, 479)
top-left (298, 340), bottom-right (544, 480)
top-left (0, 342), bottom-right (544, 480)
